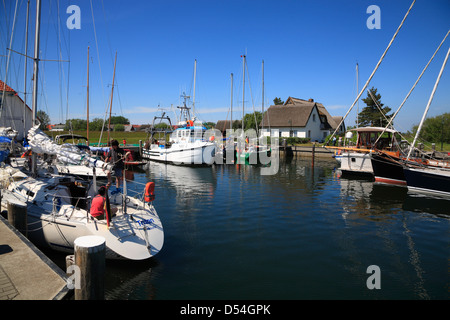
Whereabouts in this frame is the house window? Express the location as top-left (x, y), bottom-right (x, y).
top-left (308, 130), bottom-right (311, 138)
top-left (290, 130), bottom-right (294, 137)
top-left (313, 114), bottom-right (316, 122)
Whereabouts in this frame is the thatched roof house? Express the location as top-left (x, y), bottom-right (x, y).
top-left (215, 120), bottom-right (233, 133)
top-left (260, 97), bottom-right (345, 142)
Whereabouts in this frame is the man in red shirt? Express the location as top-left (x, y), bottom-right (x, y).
top-left (90, 186), bottom-right (117, 220)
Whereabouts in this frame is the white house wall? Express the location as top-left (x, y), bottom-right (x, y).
top-left (260, 107), bottom-right (331, 141)
top-left (0, 93), bottom-right (33, 141)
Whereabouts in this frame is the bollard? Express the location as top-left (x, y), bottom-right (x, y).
top-left (312, 143), bottom-right (315, 167)
top-left (7, 200), bottom-right (27, 237)
top-left (74, 235), bottom-right (106, 300)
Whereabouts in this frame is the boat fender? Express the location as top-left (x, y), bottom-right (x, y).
top-left (144, 182), bottom-right (155, 202)
top-left (209, 136), bottom-right (214, 142)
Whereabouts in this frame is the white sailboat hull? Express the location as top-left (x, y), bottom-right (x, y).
top-left (142, 141), bottom-right (215, 165)
top-left (1, 175), bottom-right (163, 260)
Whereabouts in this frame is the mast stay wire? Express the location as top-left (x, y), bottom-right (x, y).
top-left (325, 0), bottom-right (416, 145)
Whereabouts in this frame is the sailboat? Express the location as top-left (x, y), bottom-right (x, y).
top-left (402, 47), bottom-right (450, 196)
top-left (236, 56), bottom-right (270, 165)
top-left (370, 31), bottom-right (450, 186)
top-left (325, 0), bottom-right (416, 174)
top-left (0, 0), bottom-right (164, 260)
top-left (53, 47), bottom-right (109, 179)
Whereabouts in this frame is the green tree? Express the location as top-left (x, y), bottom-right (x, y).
top-left (65, 118), bottom-right (87, 131)
top-left (203, 122), bottom-right (215, 129)
top-left (243, 111), bottom-right (263, 131)
top-left (232, 119), bottom-right (241, 130)
top-left (358, 87), bottom-right (392, 127)
top-left (114, 124), bottom-right (125, 131)
top-left (110, 116), bottom-right (130, 125)
top-left (36, 110), bottom-right (50, 130)
top-left (412, 113), bottom-right (450, 147)
top-left (89, 118), bottom-right (106, 131)
top-left (273, 97), bottom-right (284, 105)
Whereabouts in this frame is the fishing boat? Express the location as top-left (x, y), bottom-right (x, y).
top-left (143, 121), bottom-right (216, 165)
top-left (333, 127), bottom-right (401, 176)
top-left (142, 100), bottom-right (215, 166)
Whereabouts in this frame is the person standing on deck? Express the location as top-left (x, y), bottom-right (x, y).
top-left (104, 139), bottom-right (130, 189)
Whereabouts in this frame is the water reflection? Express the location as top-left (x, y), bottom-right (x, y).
top-left (58, 159), bottom-right (449, 299)
top-left (144, 162), bottom-right (216, 207)
top-left (339, 175), bottom-right (450, 220)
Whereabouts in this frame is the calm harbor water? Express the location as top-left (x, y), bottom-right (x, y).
top-left (49, 156), bottom-right (449, 300)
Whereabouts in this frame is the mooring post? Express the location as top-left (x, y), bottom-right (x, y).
top-left (312, 143), bottom-right (316, 167)
top-left (74, 235), bottom-right (106, 300)
top-left (7, 200), bottom-right (27, 237)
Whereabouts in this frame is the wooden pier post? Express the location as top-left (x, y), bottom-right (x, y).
top-left (7, 200), bottom-right (27, 237)
top-left (74, 235), bottom-right (106, 300)
top-left (139, 139), bottom-right (142, 157)
top-left (311, 143), bottom-right (315, 167)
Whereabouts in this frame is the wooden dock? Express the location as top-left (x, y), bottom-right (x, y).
top-left (0, 215), bottom-right (70, 300)
top-left (281, 145), bottom-right (335, 158)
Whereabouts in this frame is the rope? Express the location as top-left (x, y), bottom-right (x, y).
top-left (373, 29), bottom-right (450, 147)
top-left (326, 0), bottom-right (416, 145)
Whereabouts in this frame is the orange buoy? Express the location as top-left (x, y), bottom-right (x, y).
top-left (144, 182), bottom-right (155, 202)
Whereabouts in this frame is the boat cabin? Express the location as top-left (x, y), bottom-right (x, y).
top-left (170, 126), bottom-right (208, 143)
top-left (349, 127), bottom-right (401, 152)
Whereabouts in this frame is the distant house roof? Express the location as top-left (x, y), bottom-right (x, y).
top-left (215, 120), bottom-right (232, 132)
top-left (261, 97), bottom-right (341, 130)
top-left (0, 80), bottom-right (16, 93)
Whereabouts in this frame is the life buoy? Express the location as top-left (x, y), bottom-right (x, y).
top-left (144, 182), bottom-right (155, 202)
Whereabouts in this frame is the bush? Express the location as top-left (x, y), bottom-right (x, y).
top-left (285, 137), bottom-right (311, 145)
top-left (115, 124), bottom-right (125, 131)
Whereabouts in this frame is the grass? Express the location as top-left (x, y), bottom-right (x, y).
top-left (44, 130), bottom-right (152, 146)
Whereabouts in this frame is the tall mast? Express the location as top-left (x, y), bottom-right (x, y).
top-left (242, 55), bottom-right (245, 131)
top-left (356, 62), bottom-right (359, 128)
top-left (23, 0), bottom-right (30, 136)
top-left (31, 0), bottom-right (41, 175)
top-left (107, 51), bottom-right (117, 143)
top-left (86, 46), bottom-right (90, 145)
top-left (193, 59), bottom-right (196, 117)
top-left (261, 59), bottom-right (264, 131)
top-left (230, 73), bottom-right (233, 130)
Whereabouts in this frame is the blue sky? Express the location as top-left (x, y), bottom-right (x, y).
top-left (1, 0), bottom-right (449, 132)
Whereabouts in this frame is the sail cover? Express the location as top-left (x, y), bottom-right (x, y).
top-left (27, 125), bottom-right (112, 170)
